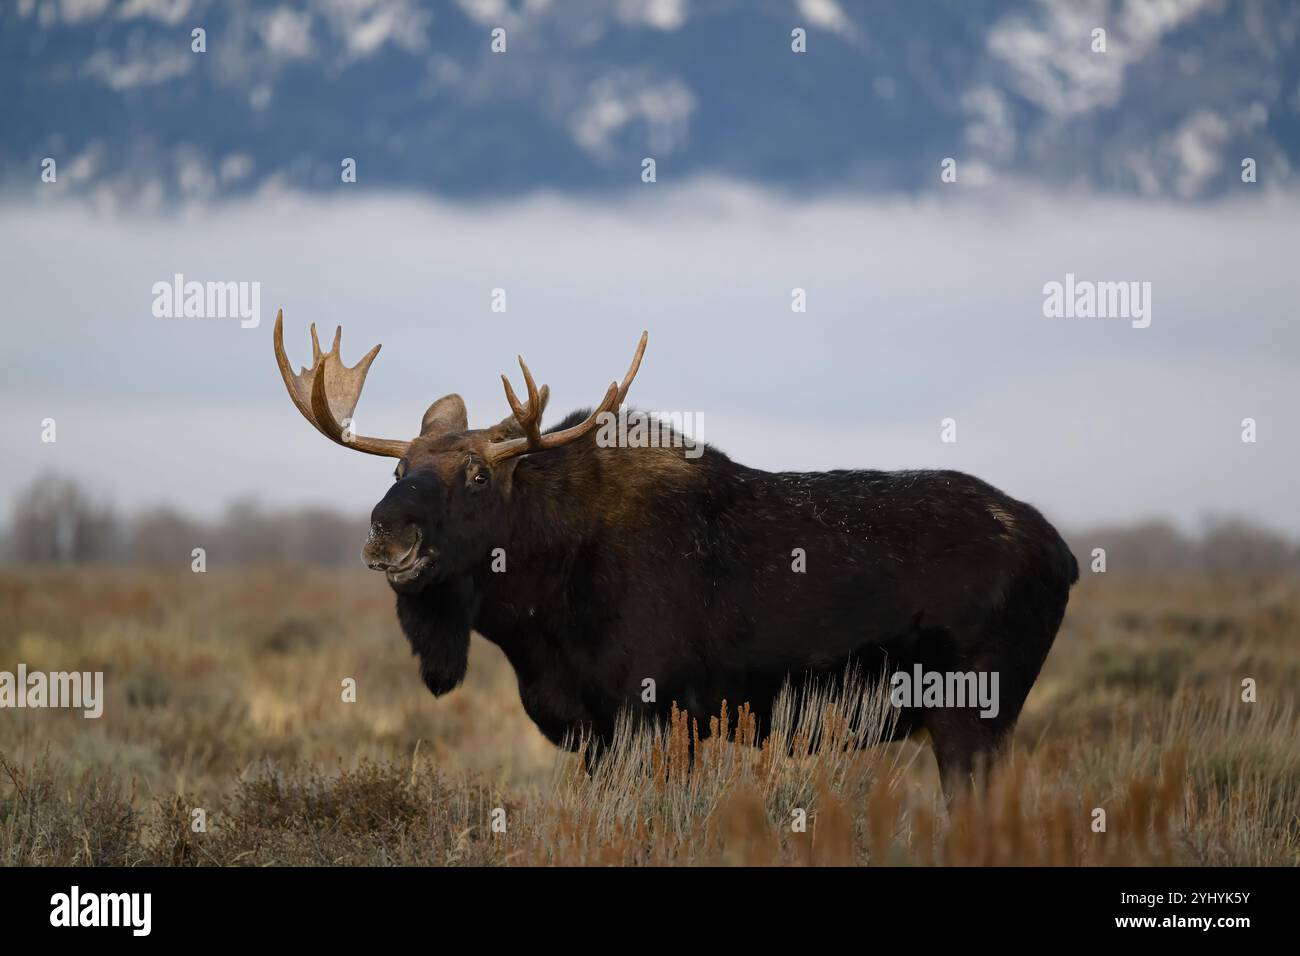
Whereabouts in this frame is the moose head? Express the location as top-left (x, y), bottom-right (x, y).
top-left (273, 310), bottom-right (647, 592)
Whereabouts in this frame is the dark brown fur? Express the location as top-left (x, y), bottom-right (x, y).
top-left (366, 406), bottom-right (1078, 798)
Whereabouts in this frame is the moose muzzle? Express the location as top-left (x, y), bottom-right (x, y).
top-left (362, 523), bottom-right (433, 586)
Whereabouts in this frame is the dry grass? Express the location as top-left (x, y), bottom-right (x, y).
top-left (0, 568), bottom-right (1296, 866)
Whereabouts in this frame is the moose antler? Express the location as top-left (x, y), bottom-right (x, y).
top-left (273, 310), bottom-right (410, 458)
top-left (485, 331), bottom-right (648, 464)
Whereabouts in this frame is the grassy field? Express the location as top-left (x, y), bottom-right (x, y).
top-left (0, 567), bottom-right (1296, 866)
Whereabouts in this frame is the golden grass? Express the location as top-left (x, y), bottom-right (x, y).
top-left (0, 568), bottom-right (1296, 865)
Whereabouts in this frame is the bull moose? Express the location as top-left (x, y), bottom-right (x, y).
top-left (274, 311), bottom-right (1077, 795)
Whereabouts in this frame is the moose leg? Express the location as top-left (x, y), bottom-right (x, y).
top-left (926, 710), bottom-right (1010, 806)
top-left (581, 735), bottom-right (606, 776)
top-left (577, 720), bottom-right (620, 777)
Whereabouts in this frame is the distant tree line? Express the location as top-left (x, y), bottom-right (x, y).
top-left (1064, 518), bottom-right (1300, 575)
top-left (1, 473), bottom-right (1297, 573)
top-left (1, 473), bottom-right (366, 568)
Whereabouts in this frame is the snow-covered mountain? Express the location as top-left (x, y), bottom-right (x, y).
top-left (3, 0), bottom-right (1297, 202)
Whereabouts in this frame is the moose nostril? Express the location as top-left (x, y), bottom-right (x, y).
top-left (362, 527), bottom-right (421, 572)
top-left (362, 546), bottom-right (391, 571)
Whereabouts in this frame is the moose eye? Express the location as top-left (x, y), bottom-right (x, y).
top-left (472, 471), bottom-right (488, 486)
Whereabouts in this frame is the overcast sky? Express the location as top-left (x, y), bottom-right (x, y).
top-left (2, 180), bottom-right (1297, 534)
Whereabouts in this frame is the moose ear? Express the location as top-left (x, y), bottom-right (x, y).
top-left (483, 385), bottom-right (549, 441)
top-left (421, 394), bottom-right (469, 437)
